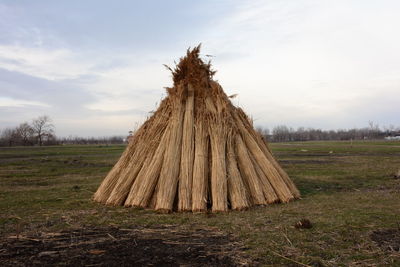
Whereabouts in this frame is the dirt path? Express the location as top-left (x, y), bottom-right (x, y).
top-left (0, 225), bottom-right (254, 266)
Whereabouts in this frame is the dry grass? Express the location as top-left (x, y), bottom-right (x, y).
top-left (1, 141), bottom-right (400, 265)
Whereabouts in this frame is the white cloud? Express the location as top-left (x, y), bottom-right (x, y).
top-left (198, 0), bottom-right (400, 128)
top-left (0, 44), bottom-right (94, 80)
top-left (85, 62), bottom-right (170, 112)
top-left (0, 96), bottom-right (50, 108)
top-left (0, 42), bottom-right (171, 113)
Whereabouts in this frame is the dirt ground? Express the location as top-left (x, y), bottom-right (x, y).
top-left (0, 225), bottom-right (254, 266)
top-left (370, 228), bottom-right (400, 253)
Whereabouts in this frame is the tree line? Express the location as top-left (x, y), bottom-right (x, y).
top-left (0, 115), bottom-right (125, 147)
top-left (58, 136), bottom-right (125, 145)
top-left (257, 122), bottom-right (400, 142)
top-left (1, 116), bottom-right (399, 147)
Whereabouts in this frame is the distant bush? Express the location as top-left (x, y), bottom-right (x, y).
top-left (58, 136), bottom-right (125, 145)
top-left (0, 116), bottom-right (56, 146)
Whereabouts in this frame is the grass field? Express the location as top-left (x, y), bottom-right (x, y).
top-left (1, 141), bottom-right (399, 266)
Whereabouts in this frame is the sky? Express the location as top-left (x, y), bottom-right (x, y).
top-left (0, 0), bottom-right (399, 137)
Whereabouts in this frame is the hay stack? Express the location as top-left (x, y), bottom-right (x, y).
top-left (93, 45), bottom-right (300, 212)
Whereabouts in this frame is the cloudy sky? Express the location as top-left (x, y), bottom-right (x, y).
top-left (1, 0), bottom-right (399, 137)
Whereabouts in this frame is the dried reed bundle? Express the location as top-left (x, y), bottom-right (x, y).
top-left (124, 124), bottom-right (170, 207)
top-left (93, 45), bottom-right (300, 212)
top-left (155, 88), bottom-right (185, 212)
top-left (92, 112), bottom-right (153, 203)
top-left (235, 134), bottom-right (266, 205)
top-left (208, 115), bottom-right (228, 212)
top-left (106, 103), bottom-right (171, 205)
top-left (191, 112), bottom-right (209, 212)
top-left (205, 96), bottom-right (217, 113)
top-left (147, 182), bottom-right (159, 209)
top-left (238, 109), bottom-right (300, 198)
top-left (92, 148), bottom-right (131, 203)
top-left (234, 112), bottom-right (294, 202)
top-left (255, 134), bottom-right (300, 198)
top-left (178, 84), bottom-right (195, 211)
top-left (249, 152), bottom-right (279, 203)
top-left (226, 132), bottom-right (250, 210)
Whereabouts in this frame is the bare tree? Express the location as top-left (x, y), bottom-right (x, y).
top-left (15, 122), bottom-right (34, 145)
top-left (272, 125), bottom-right (290, 142)
top-left (368, 121), bottom-right (380, 139)
top-left (0, 128), bottom-right (16, 146)
top-left (32, 115), bottom-right (55, 146)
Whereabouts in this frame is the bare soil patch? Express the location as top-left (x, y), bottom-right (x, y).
top-left (0, 225), bottom-right (253, 266)
top-left (370, 228), bottom-right (400, 252)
